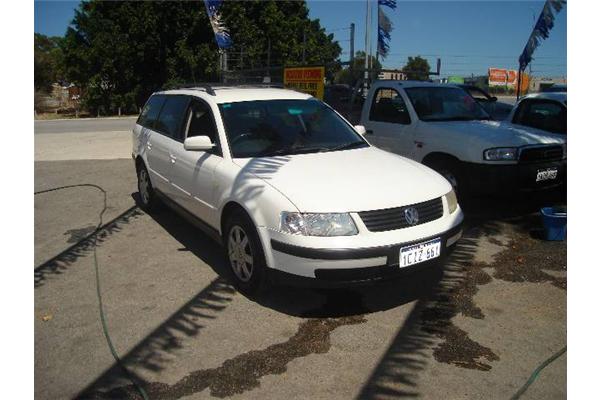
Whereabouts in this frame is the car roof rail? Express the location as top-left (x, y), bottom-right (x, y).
top-left (163, 82), bottom-right (285, 96)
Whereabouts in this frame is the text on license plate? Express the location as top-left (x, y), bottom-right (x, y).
top-left (399, 238), bottom-right (441, 268)
top-left (536, 168), bottom-right (558, 182)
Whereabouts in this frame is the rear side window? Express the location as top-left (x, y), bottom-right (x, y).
top-left (370, 88), bottom-right (411, 124)
top-left (137, 95), bottom-right (166, 128)
top-left (154, 96), bottom-right (190, 140)
top-left (514, 99), bottom-right (566, 134)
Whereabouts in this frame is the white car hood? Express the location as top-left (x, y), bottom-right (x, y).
top-left (421, 120), bottom-right (566, 147)
top-left (233, 147), bottom-right (451, 213)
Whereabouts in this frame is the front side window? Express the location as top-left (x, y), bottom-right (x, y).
top-left (405, 87), bottom-right (490, 122)
top-left (218, 99), bottom-right (368, 158)
top-left (155, 96), bottom-right (190, 139)
top-left (183, 99), bottom-right (222, 155)
top-left (137, 95), bottom-right (166, 128)
top-left (369, 88), bottom-right (411, 124)
top-left (514, 100), bottom-right (566, 134)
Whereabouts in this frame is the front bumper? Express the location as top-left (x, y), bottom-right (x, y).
top-left (266, 222), bottom-right (463, 288)
top-left (463, 159), bottom-right (566, 194)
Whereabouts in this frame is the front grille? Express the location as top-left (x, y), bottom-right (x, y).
top-left (358, 197), bottom-right (443, 232)
top-left (519, 146), bottom-right (563, 163)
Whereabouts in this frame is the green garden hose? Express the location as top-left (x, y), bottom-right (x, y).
top-left (35, 184), bottom-right (149, 400)
top-left (510, 345), bottom-right (566, 400)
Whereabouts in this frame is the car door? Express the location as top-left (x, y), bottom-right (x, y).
top-left (150, 95), bottom-right (191, 199)
top-left (363, 87), bottom-right (415, 158)
top-left (137, 95), bottom-right (171, 193)
top-left (168, 97), bottom-right (223, 228)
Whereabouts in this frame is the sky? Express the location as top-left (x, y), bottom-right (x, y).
top-left (34, 0), bottom-right (567, 78)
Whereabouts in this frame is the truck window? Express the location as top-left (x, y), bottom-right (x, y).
top-left (369, 88), bottom-right (411, 125)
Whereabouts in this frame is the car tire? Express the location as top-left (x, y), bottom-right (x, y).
top-left (224, 210), bottom-right (268, 295)
top-left (137, 163), bottom-right (161, 212)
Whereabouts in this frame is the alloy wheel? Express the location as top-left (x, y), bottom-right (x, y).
top-left (228, 225), bottom-right (254, 282)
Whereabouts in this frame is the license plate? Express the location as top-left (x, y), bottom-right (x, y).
top-left (536, 167), bottom-right (558, 182)
top-left (399, 238), bottom-right (441, 268)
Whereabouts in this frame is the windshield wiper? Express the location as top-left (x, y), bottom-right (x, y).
top-left (330, 141), bottom-right (368, 151)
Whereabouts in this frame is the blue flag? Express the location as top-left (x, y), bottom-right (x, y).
top-left (204, 0), bottom-right (232, 49)
top-left (377, 0), bottom-right (396, 58)
top-left (519, 0), bottom-right (565, 70)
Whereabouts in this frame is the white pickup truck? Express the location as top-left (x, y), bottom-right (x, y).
top-left (359, 80), bottom-right (566, 195)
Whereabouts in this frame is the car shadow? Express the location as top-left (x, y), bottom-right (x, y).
top-left (137, 191), bottom-right (445, 318)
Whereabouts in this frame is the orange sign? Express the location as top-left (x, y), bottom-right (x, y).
top-left (488, 68), bottom-right (529, 92)
top-left (283, 66), bottom-right (325, 99)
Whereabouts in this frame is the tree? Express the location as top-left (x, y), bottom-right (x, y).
top-left (61, 0), bottom-right (341, 114)
top-left (34, 33), bottom-right (65, 92)
top-left (402, 56), bottom-right (431, 81)
top-left (334, 51), bottom-right (382, 86)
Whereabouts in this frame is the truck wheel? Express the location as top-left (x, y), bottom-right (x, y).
top-left (429, 159), bottom-right (468, 199)
top-left (224, 210), bottom-right (268, 295)
top-left (137, 163), bottom-right (161, 212)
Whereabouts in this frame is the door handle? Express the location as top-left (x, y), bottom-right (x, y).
top-left (414, 141), bottom-right (424, 148)
top-left (147, 142), bottom-right (152, 150)
top-left (169, 154), bottom-right (177, 163)
top-left (365, 130), bottom-right (373, 135)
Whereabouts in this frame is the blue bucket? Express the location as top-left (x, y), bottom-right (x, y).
top-left (540, 207), bottom-right (567, 241)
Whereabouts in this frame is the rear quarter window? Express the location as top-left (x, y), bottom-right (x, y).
top-left (137, 95), bottom-right (166, 129)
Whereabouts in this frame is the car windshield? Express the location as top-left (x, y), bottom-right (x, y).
top-left (405, 86), bottom-right (491, 122)
top-left (218, 99), bottom-right (368, 158)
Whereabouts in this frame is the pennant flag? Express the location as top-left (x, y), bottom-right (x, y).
top-left (518, 0), bottom-right (565, 70)
top-left (377, 0), bottom-right (396, 58)
top-left (204, 0), bottom-right (232, 49)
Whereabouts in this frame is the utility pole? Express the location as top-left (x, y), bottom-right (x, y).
top-left (350, 23), bottom-right (355, 66)
top-left (364, 0), bottom-right (370, 93)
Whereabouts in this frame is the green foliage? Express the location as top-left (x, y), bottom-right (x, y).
top-left (334, 51), bottom-right (382, 86)
top-left (402, 56), bottom-right (431, 81)
top-left (34, 33), bottom-right (65, 92)
top-left (60, 0), bottom-right (341, 114)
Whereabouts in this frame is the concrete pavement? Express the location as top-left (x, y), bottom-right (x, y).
top-left (34, 117), bottom-right (136, 161)
top-left (35, 117), bottom-right (137, 134)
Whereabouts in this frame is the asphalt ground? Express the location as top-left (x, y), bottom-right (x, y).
top-left (34, 118), bottom-right (566, 399)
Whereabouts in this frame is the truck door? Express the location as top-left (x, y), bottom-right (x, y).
top-left (362, 87), bottom-right (416, 159)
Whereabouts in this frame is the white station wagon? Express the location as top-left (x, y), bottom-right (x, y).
top-left (132, 85), bottom-right (463, 293)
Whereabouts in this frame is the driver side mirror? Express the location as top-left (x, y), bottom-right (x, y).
top-left (490, 96), bottom-right (498, 102)
top-left (184, 135), bottom-right (214, 151)
top-left (354, 125), bottom-right (367, 136)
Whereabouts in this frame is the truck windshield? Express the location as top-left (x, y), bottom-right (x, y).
top-left (218, 99), bottom-right (368, 158)
top-left (405, 87), bottom-right (491, 122)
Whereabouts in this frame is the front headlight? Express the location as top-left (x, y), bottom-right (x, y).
top-left (280, 212), bottom-right (358, 236)
top-left (483, 147), bottom-right (518, 161)
top-left (445, 190), bottom-right (458, 214)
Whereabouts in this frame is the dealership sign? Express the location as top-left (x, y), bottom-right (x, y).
top-left (488, 68), bottom-right (529, 90)
top-left (283, 67), bottom-right (325, 100)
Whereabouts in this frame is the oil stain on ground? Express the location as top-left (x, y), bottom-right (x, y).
top-left (89, 316), bottom-right (366, 399)
top-left (420, 226), bottom-right (566, 371)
